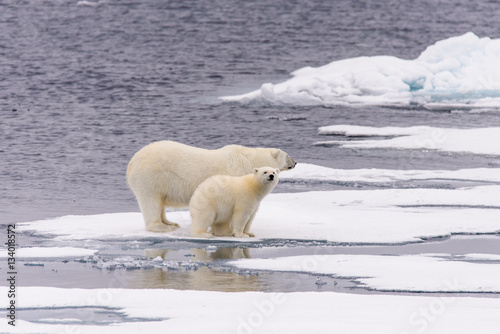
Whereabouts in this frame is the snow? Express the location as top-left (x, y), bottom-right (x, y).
top-left (231, 254), bottom-right (500, 292)
top-left (17, 185), bottom-right (500, 244)
top-left (317, 125), bottom-right (500, 155)
top-left (0, 247), bottom-right (97, 258)
top-left (281, 162), bottom-right (500, 183)
top-left (220, 32), bottom-right (500, 109)
top-left (2, 286), bottom-right (500, 334)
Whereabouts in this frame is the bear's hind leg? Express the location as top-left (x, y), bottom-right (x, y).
top-left (137, 193), bottom-right (179, 233)
top-left (161, 200), bottom-right (180, 228)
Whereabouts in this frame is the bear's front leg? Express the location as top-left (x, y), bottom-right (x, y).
top-left (242, 211), bottom-right (257, 237)
top-left (231, 211), bottom-right (252, 238)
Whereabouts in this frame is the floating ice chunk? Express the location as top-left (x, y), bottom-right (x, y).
top-left (315, 277), bottom-right (327, 286)
top-left (24, 262), bottom-right (44, 267)
top-left (231, 254), bottom-right (500, 292)
top-left (280, 162), bottom-right (500, 184)
top-left (318, 124), bottom-right (431, 137)
top-left (76, 0), bottom-right (100, 6)
top-left (221, 32), bottom-right (500, 109)
top-left (317, 125), bottom-right (500, 155)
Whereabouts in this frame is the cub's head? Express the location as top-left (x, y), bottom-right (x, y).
top-left (254, 167), bottom-right (280, 186)
top-left (271, 149), bottom-right (297, 171)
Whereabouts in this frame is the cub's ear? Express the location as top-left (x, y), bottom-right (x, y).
top-left (275, 168), bottom-right (280, 174)
top-left (254, 168), bottom-right (259, 174)
top-left (272, 149), bottom-right (281, 159)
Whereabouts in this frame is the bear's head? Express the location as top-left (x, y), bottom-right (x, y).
top-left (272, 149), bottom-right (297, 171)
top-left (254, 166), bottom-right (280, 187)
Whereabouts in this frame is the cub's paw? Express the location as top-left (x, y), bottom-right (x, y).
top-left (191, 232), bottom-right (214, 238)
top-left (232, 232), bottom-right (250, 238)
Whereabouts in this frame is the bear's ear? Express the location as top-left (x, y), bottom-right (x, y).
top-left (272, 149), bottom-right (281, 159)
top-left (254, 168), bottom-right (259, 174)
top-left (275, 168), bottom-right (280, 174)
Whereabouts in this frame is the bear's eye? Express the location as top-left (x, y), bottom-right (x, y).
top-left (263, 171), bottom-right (267, 174)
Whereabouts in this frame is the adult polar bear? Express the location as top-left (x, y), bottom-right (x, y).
top-left (126, 141), bottom-right (296, 232)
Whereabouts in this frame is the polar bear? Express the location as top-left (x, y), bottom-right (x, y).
top-left (126, 141), bottom-right (296, 232)
top-left (190, 167), bottom-right (279, 238)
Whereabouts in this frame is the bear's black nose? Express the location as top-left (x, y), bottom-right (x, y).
top-left (269, 174), bottom-right (274, 180)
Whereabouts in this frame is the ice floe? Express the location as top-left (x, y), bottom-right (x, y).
top-left (2, 286), bottom-right (500, 334)
top-left (221, 32), bottom-right (500, 109)
top-left (281, 162), bottom-right (500, 184)
top-left (317, 125), bottom-right (500, 155)
top-left (231, 254), bottom-right (500, 293)
top-left (17, 185), bottom-right (500, 244)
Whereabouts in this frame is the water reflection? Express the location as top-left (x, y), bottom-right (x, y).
top-left (127, 247), bottom-right (260, 291)
top-left (144, 247), bottom-right (252, 262)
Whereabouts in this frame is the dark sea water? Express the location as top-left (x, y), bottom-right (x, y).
top-left (1, 0), bottom-right (500, 225)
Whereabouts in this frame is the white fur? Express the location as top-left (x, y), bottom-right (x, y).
top-left (126, 141), bottom-right (296, 232)
top-left (190, 167), bottom-right (279, 238)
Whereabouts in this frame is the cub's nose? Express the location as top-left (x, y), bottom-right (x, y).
top-left (269, 174), bottom-right (274, 180)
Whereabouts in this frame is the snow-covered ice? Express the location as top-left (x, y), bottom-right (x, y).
top-left (281, 162), bottom-right (500, 184)
top-left (220, 32), bottom-right (500, 109)
top-left (17, 185), bottom-right (500, 244)
top-left (2, 286), bottom-right (500, 334)
top-left (231, 254), bottom-right (500, 292)
top-left (16, 160), bottom-right (500, 244)
top-left (317, 125), bottom-right (500, 155)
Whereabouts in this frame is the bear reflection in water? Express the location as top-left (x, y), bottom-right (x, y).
top-left (129, 247), bottom-right (258, 291)
top-left (145, 247), bottom-right (251, 262)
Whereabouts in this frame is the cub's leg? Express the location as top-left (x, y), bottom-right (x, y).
top-left (230, 211), bottom-right (253, 238)
top-left (212, 221), bottom-right (234, 236)
top-left (190, 206), bottom-right (216, 238)
top-left (243, 211), bottom-right (257, 237)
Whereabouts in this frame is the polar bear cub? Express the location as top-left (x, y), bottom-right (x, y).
top-left (190, 167), bottom-right (279, 238)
